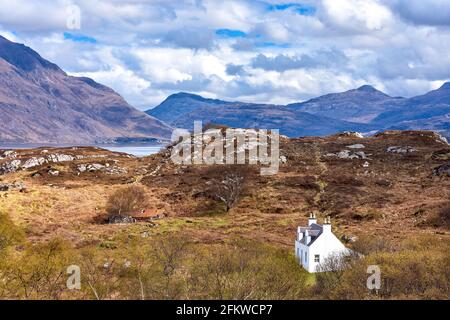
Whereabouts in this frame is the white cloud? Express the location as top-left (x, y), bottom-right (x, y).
top-left (0, 0), bottom-right (449, 107)
top-left (384, 0), bottom-right (450, 26)
top-left (320, 0), bottom-right (393, 32)
top-left (70, 65), bottom-right (151, 106)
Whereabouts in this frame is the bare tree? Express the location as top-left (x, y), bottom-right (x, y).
top-left (152, 236), bottom-right (189, 299)
top-left (106, 185), bottom-right (148, 220)
top-left (316, 252), bottom-right (353, 273)
top-left (79, 250), bottom-right (121, 300)
top-left (211, 172), bottom-right (244, 212)
top-left (313, 251), bottom-right (360, 298)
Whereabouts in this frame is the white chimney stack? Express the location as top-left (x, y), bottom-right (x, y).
top-left (304, 229), bottom-right (311, 244)
top-left (322, 216), bottom-right (331, 233)
top-left (308, 213), bottom-right (317, 226)
top-left (297, 226), bottom-right (303, 241)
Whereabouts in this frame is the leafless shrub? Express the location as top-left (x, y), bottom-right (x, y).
top-left (211, 171), bottom-right (245, 212)
top-left (316, 251), bottom-right (357, 273)
top-left (79, 250), bottom-right (122, 300)
top-left (151, 236), bottom-right (190, 299)
top-left (424, 202), bottom-right (450, 229)
top-left (313, 251), bottom-right (359, 298)
top-left (106, 185), bottom-right (148, 218)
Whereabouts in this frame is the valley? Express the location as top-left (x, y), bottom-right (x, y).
top-left (0, 130), bottom-right (449, 299)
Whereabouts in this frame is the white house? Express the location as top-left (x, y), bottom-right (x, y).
top-left (295, 214), bottom-right (351, 273)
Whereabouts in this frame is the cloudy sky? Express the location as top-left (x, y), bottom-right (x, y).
top-left (1, 0), bottom-right (450, 109)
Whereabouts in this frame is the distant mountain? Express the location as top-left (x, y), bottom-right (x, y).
top-left (287, 83), bottom-right (450, 137)
top-left (148, 92), bottom-right (233, 124)
top-left (286, 85), bottom-right (403, 123)
top-left (0, 35), bottom-right (171, 144)
top-left (148, 82), bottom-right (450, 139)
top-left (372, 82), bottom-right (450, 125)
top-left (147, 93), bottom-right (372, 137)
top-left (387, 113), bottom-right (450, 139)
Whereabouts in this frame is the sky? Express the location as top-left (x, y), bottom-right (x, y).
top-left (0, 0), bottom-right (450, 110)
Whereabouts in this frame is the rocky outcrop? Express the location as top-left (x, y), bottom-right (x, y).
top-left (336, 131), bottom-right (364, 138)
top-left (0, 153), bottom-right (110, 175)
top-left (0, 181), bottom-right (25, 191)
top-left (347, 144), bottom-right (365, 149)
top-left (77, 163), bottom-right (127, 175)
top-left (341, 234), bottom-right (358, 243)
top-left (0, 150), bottom-right (17, 159)
top-left (434, 132), bottom-right (449, 145)
top-left (108, 215), bottom-right (136, 224)
top-left (325, 149), bottom-right (370, 159)
top-left (47, 168), bottom-right (60, 176)
top-left (22, 157), bottom-right (48, 169)
top-left (0, 159), bottom-right (22, 174)
top-left (77, 163), bottom-right (104, 173)
top-left (432, 149), bottom-right (450, 161)
top-left (386, 146), bottom-right (417, 153)
top-left (432, 162), bottom-right (450, 177)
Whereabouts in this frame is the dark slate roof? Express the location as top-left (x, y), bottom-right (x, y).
top-left (298, 223), bottom-right (324, 246)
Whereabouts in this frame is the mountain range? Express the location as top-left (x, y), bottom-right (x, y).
top-left (146, 92), bottom-right (372, 137)
top-left (1, 35), bottom-right (449, 143)
top-left (0, 35), bottom-right (171, 144)
top-left (147, 84), bottom-right (450, 139)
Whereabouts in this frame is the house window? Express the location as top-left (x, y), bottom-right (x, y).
top-left (304, 252), bottom-right (307, 263)
top-left (314, 254), bottom-right (320, 263)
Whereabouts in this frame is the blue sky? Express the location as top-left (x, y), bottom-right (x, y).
top-left (63, 32), bottom-right (96, 43)
top-left (0, 0), bottom-right (449, 109)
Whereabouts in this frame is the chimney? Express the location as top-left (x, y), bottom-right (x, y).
top-left (308, 213), bottom-right (317, 226)
top-left (304, 229), bottom-right (311, 245)
top-left (322, 216), bottom-right (331, 233)
top-left (297, 227), bottom-right (303, 241)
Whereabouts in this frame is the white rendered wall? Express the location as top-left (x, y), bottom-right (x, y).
top-left (306, 231), bottom-right (348, 273)
top-left (295, 240), bottom-right (309, 270)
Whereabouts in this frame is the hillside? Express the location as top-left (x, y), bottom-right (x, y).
top-left (0, 130), bottom-right (448, 244)
top-left (0, 36), bottom-right (172, 144)
top-left (0, 130), bottom-right (449, 299)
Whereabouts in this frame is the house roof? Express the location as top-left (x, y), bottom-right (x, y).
top-left (310, 223), bottom-right (323, 231)
top-left (298, 223), bottom-right (324, 246)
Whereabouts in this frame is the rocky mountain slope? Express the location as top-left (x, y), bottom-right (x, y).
top-left (373, 82), bottom-right (450, 126)
top-left (285, 83), bottom-right (450, 136)
top-left (286, 85), bottom-right (402, 123)
top-left (147, 92), bottom-right (372, 137)
top-left (148, 84), bottom-right (450, 139)
top-left (148, 92), bottom-right (235, 124)
top-left (0, 35), bottom-right (172, 144)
